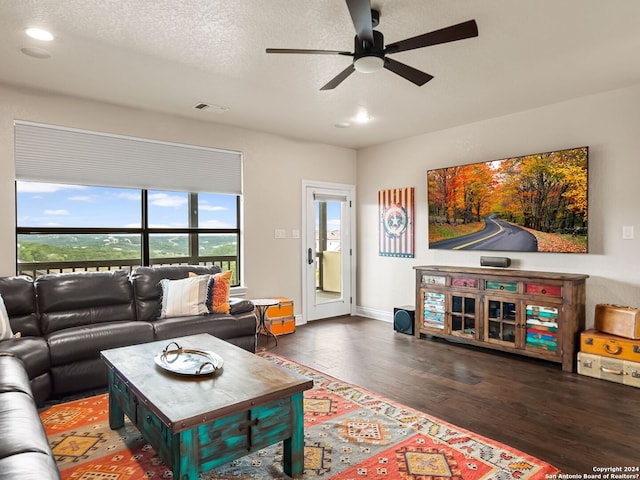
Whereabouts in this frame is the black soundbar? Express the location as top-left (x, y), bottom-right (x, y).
top-left (480, 256), bottom-right (511, 268)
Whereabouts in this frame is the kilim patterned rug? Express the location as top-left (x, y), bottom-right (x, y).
top-left (40, 353), bottom-right (559, 479)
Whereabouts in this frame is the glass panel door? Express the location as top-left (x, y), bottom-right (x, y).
top-left (450, 294), bottom-right (476, 337)
top-left (315, 199), bottom-right (342, 305)
top-left (303, 183), bottom-right (354, 322)
top-left (486, 299), bottom-right (517, 345)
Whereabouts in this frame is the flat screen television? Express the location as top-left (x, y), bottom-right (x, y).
top-left (427, 146), bottom-right (588, 253)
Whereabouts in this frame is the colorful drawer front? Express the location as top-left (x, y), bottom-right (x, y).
top-left (526, 305), bottom-right (558, 352)
top-left (451, 277), bottom-right (478, 288)
top-left (422, 275), bottom-right (446, 286)
top-left (594, 303), bottom-right (640, 340)
top-left (423, 291), bottom-right (445, 330)
top-left (525, 283), bottom-right (562, 297)
top-left (486, 281), bottom-right (518, 293)
top-left (580, 329), bottom-right (640, 361)
top-left (577, 352), bottom-right (640, 388)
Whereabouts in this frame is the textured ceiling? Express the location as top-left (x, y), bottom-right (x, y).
top-left (1, 0), bottom-right (640, 149)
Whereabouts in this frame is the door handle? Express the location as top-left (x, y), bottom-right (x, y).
top-left (307, 248), bottom-right (314, 265)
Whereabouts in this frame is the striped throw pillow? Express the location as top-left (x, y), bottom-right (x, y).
top-left (159, 275), bottom-right (210, 318)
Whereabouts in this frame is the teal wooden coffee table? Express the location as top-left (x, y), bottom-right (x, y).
top-left (101, 333), bottom-right (312, 479)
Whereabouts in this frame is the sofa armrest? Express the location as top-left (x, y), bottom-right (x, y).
top-left (229, 298), bottom-right (255, 315)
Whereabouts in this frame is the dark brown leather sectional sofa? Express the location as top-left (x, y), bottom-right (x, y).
top-left (0, 265), bottom-right (256, 479)
top-left (0, 353), bottom-right (60, 479)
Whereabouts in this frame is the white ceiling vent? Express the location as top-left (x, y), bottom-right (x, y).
top-left (192, 103), bottom-right (230, 114)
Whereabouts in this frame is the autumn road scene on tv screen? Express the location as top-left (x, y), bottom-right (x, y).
top-left (427, 146), bottom-right (588, 253)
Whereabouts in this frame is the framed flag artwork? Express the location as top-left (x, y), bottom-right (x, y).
top-left (378, 187), bottom-right (414, 258)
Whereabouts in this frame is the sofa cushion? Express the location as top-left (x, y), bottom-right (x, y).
top-left (0, 392), bottom-right (53, 459)
top-left (160, 275), bottom-right (210, 318)
top-left (47, 321), bottom-right (154, 365)
top-left (0, 451), bottom-right (61, 480)
top-left (50, 358), bottom-right (110, 396)
top-left (0, 276), bottom-right (39, 337)
top-left (36, 270), bottom-right (136, 335)
top-left (0, 294), bottom-right (13, 340)
top-left (0, 337), bottom-right (50, 380)
top-left (29, 373), bottom-right (52, 408)
top-left (131, 265), bottom-right (221, 321)
top-left (151, 313), bottom-right (257, 341)
top-left (0, 354), bottom-right (32, 397)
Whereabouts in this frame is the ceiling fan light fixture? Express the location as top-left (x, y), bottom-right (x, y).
top-left (353, 55), bottom-right (384, 73)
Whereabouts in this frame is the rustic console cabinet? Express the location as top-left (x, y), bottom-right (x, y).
top-left (414, 265), bottom-right (588, 372)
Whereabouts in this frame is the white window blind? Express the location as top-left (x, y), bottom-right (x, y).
top-left (314, 193), bottom-right (348, 203)
top-left (14, 121), bottom-right (242, 194)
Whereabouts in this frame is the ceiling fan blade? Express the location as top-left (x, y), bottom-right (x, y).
top-left (384, 57), bottom-right (434, 86)
top-left (385, 19), bottom-right (478, 54)
top-left (320, 64), bottom-right (356, 90)
top-left (346, 0), bottom-right (374, 44)
top-left (266, 48), bottom-right (352, 56)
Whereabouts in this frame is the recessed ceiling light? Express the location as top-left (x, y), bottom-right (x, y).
top-left (20, 47), bottom-right (52, 59)
top-left (335, 122), bottom-right (351, 128)
top-left (354, 111), bottom-right (372, 124)
top-left (25, 28), bottom-right (54, 41)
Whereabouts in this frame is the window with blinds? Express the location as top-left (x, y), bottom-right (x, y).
top-left (14, 122), bottom-right (242, 283)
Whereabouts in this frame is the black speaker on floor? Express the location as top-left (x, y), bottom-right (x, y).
top-left (393, 306), bottom-right (415, 335)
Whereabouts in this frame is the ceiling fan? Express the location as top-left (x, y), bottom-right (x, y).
top-left (265, 0), bottom-right (478, 90)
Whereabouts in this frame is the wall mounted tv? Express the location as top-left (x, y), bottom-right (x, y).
top-left (427, 146), bottom-right (588, 253)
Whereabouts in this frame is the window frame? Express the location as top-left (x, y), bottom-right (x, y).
top-left (16, 186), bottom-right (242, 286)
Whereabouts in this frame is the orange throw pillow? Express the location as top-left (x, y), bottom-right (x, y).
top-left (206, 271), bottom-right (232, 314)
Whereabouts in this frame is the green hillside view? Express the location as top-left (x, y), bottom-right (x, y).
top-left (17, 234), bottom-right (237, 263)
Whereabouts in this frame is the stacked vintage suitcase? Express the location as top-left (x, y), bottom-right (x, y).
top-left (261, 297), bottom-right (296, 336)
top-left (578, 304), bottom-right (640, 387)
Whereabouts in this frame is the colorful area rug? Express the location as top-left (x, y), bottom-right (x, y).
top-left (40, 353), bottom-right (559, 479)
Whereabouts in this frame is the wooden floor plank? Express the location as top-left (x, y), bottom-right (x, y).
top-left (269, 315), bottom-right (640, 473)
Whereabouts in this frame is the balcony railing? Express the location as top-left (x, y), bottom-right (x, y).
top-left (17, 255), bottom-right (239, 285)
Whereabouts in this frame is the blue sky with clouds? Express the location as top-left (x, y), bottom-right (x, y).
top-left (16, 181), bottom-right (237, 228)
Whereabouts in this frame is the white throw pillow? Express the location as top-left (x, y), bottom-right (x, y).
top-left (159, 275), bottom-right (210, 318)
top-left (0, 293), bottom-right (15, 340)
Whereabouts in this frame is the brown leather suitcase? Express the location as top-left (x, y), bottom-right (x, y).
top-left (580, 329), bottom-right (640, 362)
top-left (577, 352), bottom-right (640, 388)
top-left (594, 304), bottom-right (640, 339)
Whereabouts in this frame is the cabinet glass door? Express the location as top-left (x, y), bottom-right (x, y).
top-left (486, 299), bottom-right (517, 345)
top-left (423, 291), bottom-right (446, 331)
top-left (450, 294), bottom-right (476, 338)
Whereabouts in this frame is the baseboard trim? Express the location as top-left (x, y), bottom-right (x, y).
top-left (354, 306), bottom-right (393, 323)
top-left (295, 307), bottom-right (393, 326)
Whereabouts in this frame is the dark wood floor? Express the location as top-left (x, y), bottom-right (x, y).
top-left (265, 315), bottom-right (640, 474)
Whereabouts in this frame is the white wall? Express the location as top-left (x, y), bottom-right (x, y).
top-left (4, 82), bottom-right (640, 328)
top-left (0, 83), bottom-right (357, 315)
top-left (356, 84), bottom-right (640, 327)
